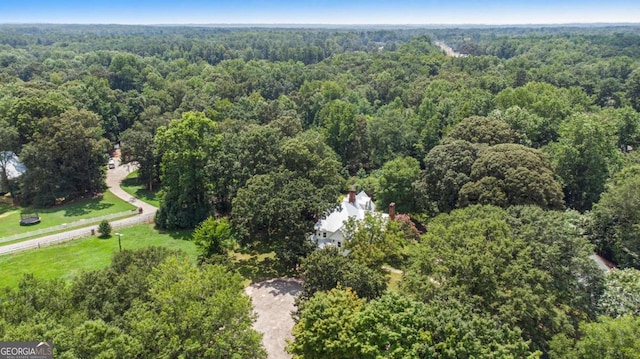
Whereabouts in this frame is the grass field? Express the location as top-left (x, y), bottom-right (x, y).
top-left (120, 171), bottom-right (162, 208)
top-left (0, 192), bottom-right (137, 238)
top-left (0, 224), bottom-right (196, 288)
top-left (387, 270), bottom-right (403, 291)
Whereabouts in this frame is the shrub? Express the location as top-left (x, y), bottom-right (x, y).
top-left (97, 220), bottom-right (112, 238)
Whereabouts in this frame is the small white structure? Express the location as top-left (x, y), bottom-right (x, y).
top-left (311, 190), bottom-right (391, 249)
top-left (0, 151), bottom-right (26, 193)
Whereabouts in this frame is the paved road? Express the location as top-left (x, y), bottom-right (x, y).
top-left (0, 156), bottom-right (158, 255)
top-left (106, 158), bottom-right (157, 215)
top-left (246, 278), bottom-right (302, 359)
top-left (435, 41), bottom-right (465, 57)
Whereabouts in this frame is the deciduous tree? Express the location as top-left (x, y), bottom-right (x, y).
top-left (125, 258), bottom-right (266, 358)
top-left (155, 111), bottom-right (220, 229)
top-left (402, 205), bottom-right (579, 352)
top-left (343, 212), bottom-right (406, 269)
top-left (597, 269), bottom-right (640, 317)
top-left (20, 109), bottom-right (109, 206)
top-left (288, 287), bottom-right (364, 359)
top-left (374, 156), bottom-right (420, 214)
top-left (458, 143), bottom-right (564, 209)
top-left (416, 140), bottom-right (480, 214)
top-left (550, 315), bottom-right (640, 358)
top-left (298, 247), bottom-right (387, 301)
top-left (192, 217), bottom-right (235, 262)
top-left (590, 165), bottom-right (640, 268)
top-left (546, 112), bottom-right (622, 211)
top-left (447, 115), bottom-right (519, 145)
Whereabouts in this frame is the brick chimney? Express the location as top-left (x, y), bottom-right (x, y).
top-left (348, 188), bottom-right (356, 204)
top-left (389, 202), bottom-right (396, 220)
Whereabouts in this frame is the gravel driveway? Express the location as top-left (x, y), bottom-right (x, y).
top-left (245, 278), bottom-right (302, 359)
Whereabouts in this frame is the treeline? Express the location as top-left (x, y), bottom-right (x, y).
top-left (0, 24), bottom-right (413, 66)
top-left (1, 24), bottom-right (640, 357)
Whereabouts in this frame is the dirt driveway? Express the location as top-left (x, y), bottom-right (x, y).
top-left (246, 278), bottom-right (302, 359)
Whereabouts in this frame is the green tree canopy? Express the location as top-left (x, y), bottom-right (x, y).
top-left (356, 294), bottom-right (537, 359)
top-left (458, 143), bottom-right (565, 209)
top-left (374, 156), bottom-right (421, 214)
top-left (597, 269), bottom-right (640, 318)
top-left (490, 106), bottom-right (548, 147)
top-left (210, 124), bottom-right (285, 213)
top-left (495, 82), bottom-right (591, 145)
top-left (2, 247), bottom-right (265, 358)
top-left (343, 212), bottom-right (408, 269)
top-left (401, 205), bottom-right (592, 352)
top-left (416, 140), bottom-right (480, 214)
top-left (546, 112), bottom-right (623, 211)
top-left (124, 258), bottom-right (265, 358)
top-left (298, 247), bottom-right (387, 301)
top-left (316, 99), bottom-right (357, 165)
top-left (155, 111), bottom-right (220, 229)
top-left (192, 217), bottom-right (235, 263)
top-left (550, 315), bottom-right (640, 359)
top-left (590, 165), bottom-right (640, 268)
top-left (446, 115), bottom-right (519, 145)
top-left (20, 108), bottom-right (109, 206)
top-left (289, 289), bottom-right (539, 359)
top-left (289, 287), bottom-right (364, 359)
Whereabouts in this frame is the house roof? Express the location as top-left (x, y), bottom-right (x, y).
top-left (1, 151), bottom-right (26, 180)
top-left (315, 191), bottom-right (383, 233)
top-left (590, 254), bottom-right (614, 272)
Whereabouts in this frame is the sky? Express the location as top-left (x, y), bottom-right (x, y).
top-left (1, 0), bottom-right (639, 25)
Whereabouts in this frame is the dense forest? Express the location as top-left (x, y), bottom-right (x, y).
top-left (1, 24), bottom-right (640, 357)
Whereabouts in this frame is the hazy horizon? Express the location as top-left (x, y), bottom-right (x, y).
top-left (1, 0), bottom-right (639, 26)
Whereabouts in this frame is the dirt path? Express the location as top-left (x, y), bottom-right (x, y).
top-left (245, 278), bottom-right (302, 359)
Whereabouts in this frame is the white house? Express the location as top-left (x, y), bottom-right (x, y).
top-left (311, 189), bottom-right (393, 249)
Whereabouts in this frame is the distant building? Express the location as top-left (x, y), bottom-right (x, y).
top-left (310, 189), bottom-right (392, 249)
top-left (0, 151), bottom-right (26, 193)
top-left (590, 254), bottom-right (615, 272)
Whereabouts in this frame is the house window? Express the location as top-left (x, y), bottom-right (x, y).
top-left (323, 232), bottom-right (327, 238)
top-left (338, 241), bottom-right (342, 247)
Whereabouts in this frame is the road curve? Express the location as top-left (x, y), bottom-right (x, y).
top-left (435, 41), bottom-right (465, 57)
top-left (0, 156), bottom-right (158, 255)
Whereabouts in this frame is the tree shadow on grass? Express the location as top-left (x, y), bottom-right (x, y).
top-left (156, 228), bottom-right (193, 241)
top-left (236, 240), bottom-right (279, 256)
top-left (121, 177), bottom-right (138, 187)
top-left (15, 196), bottom-right (114, 217)
top-left (63, 198), bottom-right (114, 217)
top-left (232, 257), bottom-right (287, 284)
top-left (121, 177), bottom-right (161, 206)
top-left (250, 277), bottom-right (303, 297)
top-left (0, 201), bottom-right (15, 216)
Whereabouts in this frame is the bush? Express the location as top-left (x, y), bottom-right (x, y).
top-left (97, 220), bottom-right (112, 238)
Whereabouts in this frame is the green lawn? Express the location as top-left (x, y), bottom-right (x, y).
top-left (0, 192), bottom-right (137, 238)
top-left (120, 171), bottom-right (162, 208)
top-left (387, 270), bottom-right (403, 292)
top-left (0, 224), bottom-right (197, 288)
